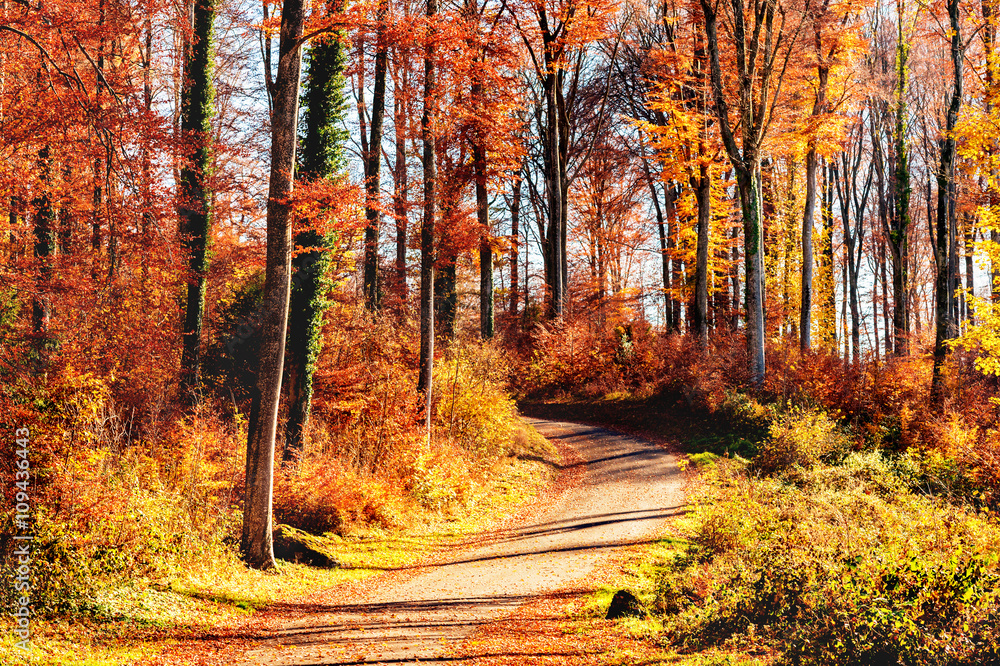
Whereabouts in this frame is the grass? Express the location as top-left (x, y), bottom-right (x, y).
top-left (0, 421), bottom-right (559, 666)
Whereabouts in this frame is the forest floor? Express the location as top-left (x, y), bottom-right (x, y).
top-left (147, 418), bottom-right (685, 665)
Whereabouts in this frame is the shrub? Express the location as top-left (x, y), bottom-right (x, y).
top-left (433, 342), bottom-right (517, 458)
top-left (273, 454), bottom-right (409, 534)
top-left (658, 452), bottom-right (1000, 665)
top-left (753, 408), bottom-right (851, 477)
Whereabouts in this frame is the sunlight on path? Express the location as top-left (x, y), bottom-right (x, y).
top-left (238, 419), bottom-right (682, 665)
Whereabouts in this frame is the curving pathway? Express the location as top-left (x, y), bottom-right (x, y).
top-left (238, 418), bottom-right (683, 665)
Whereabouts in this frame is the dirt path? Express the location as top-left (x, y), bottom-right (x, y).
top-left (238, 418), bottom-right (683, 665)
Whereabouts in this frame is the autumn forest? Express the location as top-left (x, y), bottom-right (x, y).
top-left (3, 0), bottom-right (1000, 661)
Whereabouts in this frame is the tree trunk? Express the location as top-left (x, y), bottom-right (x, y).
top-left (509, 174), bottom-right (521, 316)
top-left (642, 159), bottom-right (671, 329)
top-left (801, 146), bottom-right (817, 351)
top-left (820, 161), bottom-right (837, 349)
top-left (473, 142), bottom-right (493, 338)
top-left (891, 13), bottom-right (912, 355)
top-left (543, 66), bottom-right (564, 318)
top-left (393, 59), bottom-right (409, 305)
top-left (283, 6), bottom-right (348, 462)
top-left (932, 0), bottom-right (962, 395)
top-left (178, 0), bottom-right (216, 399)
top-left (242, 0), bottom-right (305, 570)
top-left (666, 183), bottom-right (681, 330)
top-left (731, 220), bottom-right (740, 330)
top-left (964, 216), bottom-right (975, 324)
top-left (736, 166), bottom-right (766, 385)
top-left (693, 162), bottom-right (711, 348)
top-left (417, 0), bottom-right (438, 429)
top-left (435, 253), bottom-right (457, 343)
top-left (363, 0), bottom-right (388, 311)
top-left (986, 0), bottom-right (999, 301)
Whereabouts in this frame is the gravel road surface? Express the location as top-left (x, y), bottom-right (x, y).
top-left (238, 418), bottom-right (683, 665)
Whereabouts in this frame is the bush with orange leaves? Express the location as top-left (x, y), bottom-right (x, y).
top-left (519, 314), bottom-right (667, 400)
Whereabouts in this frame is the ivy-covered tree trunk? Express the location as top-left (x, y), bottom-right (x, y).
top-left (178, 0), bottom-right (217, 396)
top-left (242, 0), bottom-right (305, 570)
top-left (178, 0), bottom-right (217, 399)
top-left (283, 8), bottom-right (348, 462)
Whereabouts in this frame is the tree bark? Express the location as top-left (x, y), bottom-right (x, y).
top-left (242, 0), bottom-right (305, 570)
top-left (363, 0), bottom-right (388, 310)
top-left (801, 146), bottom-right (817, 351)
top-left (509, 173), bottom-right (521, 317)
top-left (178, 0), bottom-right (217, 399)
top-left (393, 58), bottom-right (409, 305)
top-left (417, 0), bottom-right (438, 429)
top-left (932, 0), bottom-right (962, 395)
top-left (891, 9), bottom-right (912, 355)
top-left (693, 161), bottom-right (711, 348)
top-left (284, 6), bottom-right (348, 462)
top-left (699, 0), bottom-right (791, 385)
top-left (473, 145), bottom-right (493, 338)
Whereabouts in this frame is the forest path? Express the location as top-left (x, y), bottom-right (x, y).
top-left (238, 418), bottom-right (683, 665)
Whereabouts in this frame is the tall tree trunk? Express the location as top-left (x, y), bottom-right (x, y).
top-left (891, 7), bottom-right (912, 355)
top-left (700, 0), bottom-right (788, 385)
top-left (92, 0), bottom-right (106, 256)
top-left (985, 0), bottom-right (999, 301)
top-left (417, 0), bottom-right (438, 430)
top-left (801, 146), bottom-right (818, 352)
top-left (543, 65), bottom-right (564, 317)
top-left (642, 159), bottom-right (671, 329)
top-left (509, 173), bottom-right (521, 316)
top-left (872, 117), bottom-right (891, 356)
top-left (473, 143), bottom-right (493, 338)
top-left (178, 0), bottom-right (217, 399)
top-left (666, 184), bottom-right (681, 330)
top-left (731, 220), bottom-right (740, 330)
top-left (820, 160), bottom-right (836, 349)
top-left (932, 0), bottom-right (962, 395)
top-left (393, 58), bottom-right (409, 305)
top-left (693, 161), bottom-right (711, 348)
top-left (363, 0), bottom-right (388, 310)
top-left (283, 6), bottom-right (348, 462)
top-left (242, 0), bottom-right (305, 570)
top-left (736, 166), bottom-right (766, 385)
top-left (964, 216), bottom-right (975, 324)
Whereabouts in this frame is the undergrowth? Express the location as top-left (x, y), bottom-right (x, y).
top-left (0, 313), bottom-right (557, 665)
top-left (515, 315), bottom-right (1000, 664)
